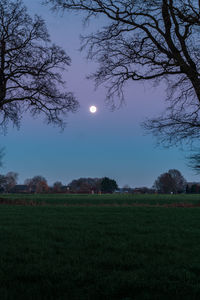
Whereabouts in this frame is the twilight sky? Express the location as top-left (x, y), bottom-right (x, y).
top-left (1, 0), bottom-right (199, 187)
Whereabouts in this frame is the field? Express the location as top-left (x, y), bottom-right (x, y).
top-left (0, 194), bottom-right (200, 299)
top-left (1, 192), bottom-right (200, 206)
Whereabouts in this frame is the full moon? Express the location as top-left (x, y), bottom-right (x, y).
top-left (89, 106), bottom-right (97, 113)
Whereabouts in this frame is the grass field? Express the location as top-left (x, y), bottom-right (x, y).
top-left (0, 194), bottom-right (200, 299)
top-left (1, 193), bottom-right (200, 205)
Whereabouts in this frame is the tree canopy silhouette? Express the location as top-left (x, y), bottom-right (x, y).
top-left (46, 0), bottom-right (200, 144)
top-left (0, 0), bottom-right (79, 131)
top-left (100, 177), bottom-right (118, 193)
top-left (153, 169), bottom-right (186, 193)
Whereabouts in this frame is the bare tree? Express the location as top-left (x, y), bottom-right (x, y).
top-left (24, 175), bottom-right (48, 193)
top-left (0, 174), bottom-right (6, 192)
top-left (188, 153), bottom-right (200, 172)
top-left (0, 171), bottom-right (18, 192)
top-left (168, 169), bottom-right (187, 193)
top-left (68, 177), bottom-right (102, 193)
top-left (154, 172), bottom-right (175, 194)
top-left (0, 0), bottom-right (79, 131)
top-left (46, 0), bottom-right (200, 143)
top-left (53, 181), bottom-right (63, 192)
top-left (153, 169), bottom-right (186, 193)
top-left (4, 172), bottom-right (18, 192)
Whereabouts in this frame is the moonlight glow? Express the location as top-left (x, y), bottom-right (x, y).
top-left (89, 106), bottom-right (97, 113)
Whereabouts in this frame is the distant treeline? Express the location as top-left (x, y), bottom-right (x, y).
top-left (0, 170), bottom-right (199, 194)
top-left (0, 175), bottom-right (118, 194)
top-left (186, 184), bottom-right (200, 194)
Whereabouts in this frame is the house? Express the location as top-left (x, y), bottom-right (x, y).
top-left (10, 185), bottom-right (29, 193)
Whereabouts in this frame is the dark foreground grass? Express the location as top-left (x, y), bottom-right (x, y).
top-left (1, 205), bottom-right (200, 299)
top-left (1, 193), bottom-right (200, 205)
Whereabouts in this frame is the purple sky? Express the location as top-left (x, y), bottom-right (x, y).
top-left (1, 0), bottom-right (199, 187)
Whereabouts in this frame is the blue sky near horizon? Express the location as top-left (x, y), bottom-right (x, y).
top-left (1, 0), bottom-right (199, 187)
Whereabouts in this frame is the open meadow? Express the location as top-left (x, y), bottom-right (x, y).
top-left (1, 193), bottom-right (200, 206)
top-left (0, 194), bottom-right (200, 299)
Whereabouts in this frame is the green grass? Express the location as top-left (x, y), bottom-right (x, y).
top-left (1, 193), bottom-right (200, 205)
top-left (1, 203), bottom-right (200, 299)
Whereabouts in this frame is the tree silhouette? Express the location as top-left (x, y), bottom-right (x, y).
top-left (46, 0), bottom-right (200, 144)
top-left (188, 153), bottom-right (200, 173)
top-left (53, 181), bottom-right (63, 193)
top-left (68, 177), bottom-right (101, 193)
top-left (0, 0), bottom-right (79, 131)
top-left (100, 177), bottom-right (118, 193)
top-left (0, 171), bottom-right (18, 192)
top-left (154, 169), bottom-right (186, 193)
top-left (24, 175), bottom-right (48, 193)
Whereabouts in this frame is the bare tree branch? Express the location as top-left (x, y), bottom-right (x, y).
top-left (0, 0), bottom-right (79, 130)
top-left (45, 1), bottom-right (200, 140)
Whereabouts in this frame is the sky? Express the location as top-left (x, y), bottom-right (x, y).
top-left (0, 0), bottom-right (199, 188)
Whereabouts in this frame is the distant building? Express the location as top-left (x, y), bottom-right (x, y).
top-left (10, 185), bottom-right (29, 193)
top-left (10, 184), bottom-right (44, 194)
